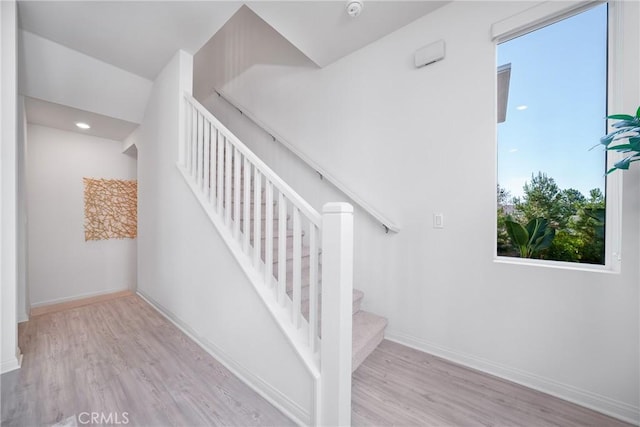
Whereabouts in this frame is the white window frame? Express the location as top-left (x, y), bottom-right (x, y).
top-left (493, 0), bottom-right (624, 273)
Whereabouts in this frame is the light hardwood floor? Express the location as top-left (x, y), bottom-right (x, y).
top-left (352, 340), bottom-right (633, 427)
top-left (2, 294), bottom-right (633, 427)
top-left (1, 295), bottom-right (294, 427)
top-left (29, 290), bottom-right (134, 317)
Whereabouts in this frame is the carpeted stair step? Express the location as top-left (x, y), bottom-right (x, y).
top-left (273, 256), bottom-right (313, 280)
top-left (264, 242), bottom-right (311, 262)
top-left (236, 198), bottom-right (276, 210)
top-left (299, 288), bottom-right (364, 320)
top-left (351, 289), bottom-right (364, 314)
top-left (352, 310), bottom-right (388, 372)
top-left (245, 223), bottom-right (297, 243)
top-left (233, 204), bottom-right (282, 220)
top-left (239, 215), bottom-right (286, 231)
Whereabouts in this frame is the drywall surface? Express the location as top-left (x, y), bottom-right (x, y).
top-left (17, 95), bottom-right (29, 322)
top-left (193, 5), bottom-right (316, 101)
top-left (27, 125), bottom-right (137, 307)
top-left (19, 30), bottom-right (152, 123)
top-left (1, 0), bottom-right (22, 374)
top-left (136, 50), bottom-right (314, 424)
top-left (201, 1), bottom-right (640, 422)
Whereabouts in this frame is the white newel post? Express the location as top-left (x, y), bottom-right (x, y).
top-left (320, 202), bottom-right (353, 427)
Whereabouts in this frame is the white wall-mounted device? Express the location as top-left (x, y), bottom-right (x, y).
top-left (414, 40), bottom-right (446, 68)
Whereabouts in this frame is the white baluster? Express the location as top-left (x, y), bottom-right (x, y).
top-left (277, 193), bottom-right (287, 305)
top-left (210, 124), bottom-right (217, 205)
top-left (184, 102), bottom-right (191, 169)
top-left (243, 158), bottom-right (251, 253)
top-left (309, 224), bottom-right (318, 352)
top-left (233, 148), bottom-right (241, 239)
top-left (264, 181), bottom-right (274, 287)
top-left (216, 130), bottom-right (224, 215)
top-left (224, 138), bottom-right (232, 226)
top-left (292, 207), bottom-right (301, 328)
top-left (191, 106), bottom-right (197, 177)
top-left (197, 112), bottom-right (203, 186)
top-left (253, 172), bottom-right (262, 269)
top-left (320, 202), bottom-right (353, 427)
top-left (203, 120), bottom-right (210, 198)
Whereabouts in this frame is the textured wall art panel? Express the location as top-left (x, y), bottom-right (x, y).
top-left (83, 178), bottom-right (137, 241)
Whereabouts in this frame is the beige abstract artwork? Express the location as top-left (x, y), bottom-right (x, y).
top-left (83, 178), bottom-right (137, 241)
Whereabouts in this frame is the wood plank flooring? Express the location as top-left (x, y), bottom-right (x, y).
top-left (29, 290), bottom-right (134, 317)
top-left (1, 294), bottom-right (294, 427)
top-left (2, 294), bottom-right (633, 426)
top-left (352, 340), bottom-right (633, 427)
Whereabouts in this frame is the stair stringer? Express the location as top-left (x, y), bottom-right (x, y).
top-left (177, 163), bottom-right (321, 419)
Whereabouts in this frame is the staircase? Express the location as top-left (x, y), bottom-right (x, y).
top-left (179, 92), bottom-right (387, 424)
top-left (237, 179), bottom-right (387, 372)
top-left (248, 186), bottom-right (387, 372)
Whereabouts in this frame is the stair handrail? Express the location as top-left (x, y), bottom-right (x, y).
top-left (211, 89), bottom-right (401, 234)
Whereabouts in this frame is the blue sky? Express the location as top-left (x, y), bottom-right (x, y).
top-left (497, 4), bottom-right (607, 200)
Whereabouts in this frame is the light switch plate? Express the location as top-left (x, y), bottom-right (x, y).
top-left (433, 213), bottom-right (444, 229)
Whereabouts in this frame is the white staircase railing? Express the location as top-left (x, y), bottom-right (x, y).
top-left (178, 92), bottom-right (353, 426)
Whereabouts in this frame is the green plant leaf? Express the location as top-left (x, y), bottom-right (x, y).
top-left (606, 144), bottom-right (634, 152)
top-left (505, 220), bottom-right (529, 247)
top-left (525, 218), bottom-right (538, 239)
top-left (536, 228), bottom-right (555, 251)
top-left (526, 218), bottom-right (545, 241)
top-left (614, 156), bottom-right (632, 170)
top-left (529, 218), bottom-right (552, 250)
top-left (636, 105), bottom-right (640, 118)
top-left (607, 114), bottom-right (635, 121)
top-left (612, 120), bottom-right (639, 129)
top-left (600, 130), bottom-right (626, 145)
top-left (504, 217), bottom-right (555, 258)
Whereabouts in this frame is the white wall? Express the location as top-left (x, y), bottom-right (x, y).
top-left (17, 95), bottom-right (29, 322)
top-left (19, 30), bottom-right (152, 124)
top-left (1, 0), bottom-right (22, 374)
top-left (201, 1), bottom-right (640, 423)
top-left (27, 125), bottom-right (137, 307)
top-left (135, 50), bottom-right (315, 425)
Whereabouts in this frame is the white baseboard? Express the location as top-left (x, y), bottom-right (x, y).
top-left (1, 352), bottom-right (22, 374)
top-left (30, 286), bottom-right (131, 308)
top-left (136, 290), bottom-right (311, 426)
top-left (385, 330), bottom-right (639, 426)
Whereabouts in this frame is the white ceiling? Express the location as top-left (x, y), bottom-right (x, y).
top-left (25, 97), bottom-right (139, 141)
top-left (18, 1), bottom-right (449, 80)
top-left (248, 1), bottom-right (448, 67)
top-left (18, 1), bottom-right (243, 80)
top-left (17, 1), bottom-right (449, 140)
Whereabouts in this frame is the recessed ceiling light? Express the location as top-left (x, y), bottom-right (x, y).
top-left (75, 122), bottom-right (91, 129)
top-left (516, 105), bottom-right (528, 111)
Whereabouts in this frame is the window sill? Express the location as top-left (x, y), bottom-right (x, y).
top-left (493, 256), bottom-right (620, 274)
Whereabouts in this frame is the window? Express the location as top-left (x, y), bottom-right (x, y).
top-left (496, 4), bottom-right (609, 265)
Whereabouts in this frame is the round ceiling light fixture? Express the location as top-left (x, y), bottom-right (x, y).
top-left (346, 0), bottom-right (363, 18)
top-left (75, 122), bottom-right (91, 130)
